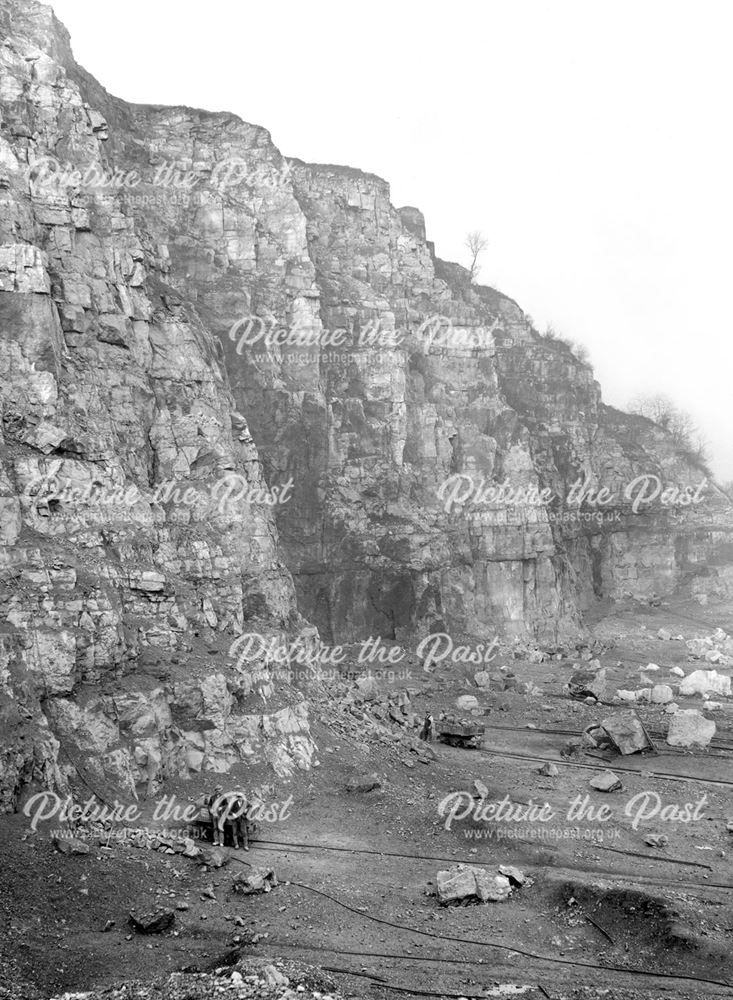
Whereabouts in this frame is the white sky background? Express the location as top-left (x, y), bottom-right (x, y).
top-left (48, 0), bottom-right (733, 480)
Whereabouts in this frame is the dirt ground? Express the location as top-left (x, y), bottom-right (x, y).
top-left (1, 596), bottom-right (732, 1000)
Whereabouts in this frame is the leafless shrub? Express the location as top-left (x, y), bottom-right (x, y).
top-left (628, 393), bottom-right (710, 471)
top-left (465, 230), bottom-right (488, 283)
top-left (540, 323), bottom-right (590, 363)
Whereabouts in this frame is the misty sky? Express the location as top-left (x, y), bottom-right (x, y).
top-left (47, 0), bottom-right (733, 479)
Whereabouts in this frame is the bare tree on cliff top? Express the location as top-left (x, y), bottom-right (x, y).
top-left (629, 393), bottom-right (709, 468)
top-left (629, 393), bottom-right (691, 443)
top-left (465, 230), bottom-right (488, 283)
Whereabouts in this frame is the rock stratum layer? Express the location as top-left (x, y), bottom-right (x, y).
top-left (0, 0), bottom-right (728, 810)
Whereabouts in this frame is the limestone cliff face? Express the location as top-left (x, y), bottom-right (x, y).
top-left (283, 164), bottom-right (575, 643)
top-left (489, 336), bottom-right (722, 609)
top-left (0, 0), bottom-right (315, 811)
top-left (0, 0), bottom-right (725, 809)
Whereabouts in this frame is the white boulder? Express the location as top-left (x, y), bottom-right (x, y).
top-left (679, 670), bottom-right (731, 698)
top-left (667, 709), bottom-right (716, 748)
top-left (650, 684), bottom-right (674, 704)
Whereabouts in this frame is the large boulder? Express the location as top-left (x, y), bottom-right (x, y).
top-left (568, 667), bottom-right (608, 701)
top-left (650, 684), bottom-right (674, 704)
top-left (600, 711), bottom-right (650, 755)
top-left (667, 710), bottom-right (716, 748)
top-left (498, 864), bottom-right (527, 886)
top-left (436, 864), bottom-right (515, 904)
top-left (261, 966), bottom-right (289, 988)
top-left (455, 695), bottom-right (479, 712)
top-left (129, 908), bottom-right (175, 934)
top-left (589, 770), bottom-right (622, 792)
top-left (346, 772), bottom-right (381, 793)
top-left (353, 675), bottom-right (381, 702)
top-left (436, 865), bottom-right (478, 903)
top-left (679, 670), bottom-right (731, 698)
top-left (232, 866), bottom-right (277, 895)
top-left (474, 870), bottom-right (512, 902)
top-left (539, 761), bottom-right (559, 777)
top-left (198, 845), bottom-right (230, 868)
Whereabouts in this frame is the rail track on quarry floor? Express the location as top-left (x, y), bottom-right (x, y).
top-left (476, 720), bottom-right (733, 752)
top-left (471, 745), bottom-right (733, 788)
top-left (248, 939), bottom-right (733, 999)
top-left (251, 837), bottom-right (733, 891)
top-left (227, 854), bottom-right (733, 996)
top-left (635, 602), bottom-right (733, 633)
top-left (605, 596), bottom-right (733, 632)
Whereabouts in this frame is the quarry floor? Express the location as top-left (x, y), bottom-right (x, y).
top-left (1, 596), bottom-right (732, 1000)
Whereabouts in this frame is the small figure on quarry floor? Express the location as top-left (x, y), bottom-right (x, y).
top-left (419, 712), bottom-right (434, 741)
top-left (207, 785), bottom-right (250, 850)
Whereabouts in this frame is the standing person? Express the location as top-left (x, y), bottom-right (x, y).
top-left (419, 712), bottom-right (434, 741)
top-left (207, 786), bottom-right (249, 850)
